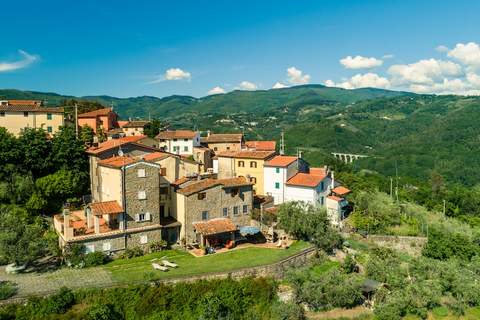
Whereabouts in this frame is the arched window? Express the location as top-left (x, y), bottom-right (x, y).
top-left (238, 160), bottom-right (245, 167)
top-left (250, 161), bottom-right (257, 168)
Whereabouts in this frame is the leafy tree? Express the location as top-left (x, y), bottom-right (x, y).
top-left (342, 254), bottom-right (358, 273)
top-left (0, 128), bottom-right (20, 179)
top-left (17, 128), bottom-right (52, 178)
top-left (0, 205), bottom-right (46, 266)
top-left (50, 126), bottom-right (88, 172)
top-left (143, 119), bottom-right (167, 138)
top-left (422, 227), bottom-right (480, 261)
top-left (79, 124), bottom-right (95, 146)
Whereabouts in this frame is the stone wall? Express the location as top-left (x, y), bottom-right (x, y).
top-left (183, 184), bottom-right (253, 244)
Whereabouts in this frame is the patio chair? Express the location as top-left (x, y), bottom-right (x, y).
top-left (152, 263), bottom-right (168, 271)
top-left (161, 260), bottom-right (178, 268)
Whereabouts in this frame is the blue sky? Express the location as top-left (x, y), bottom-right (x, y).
top-left (1, 0), bottom-right (480, 98)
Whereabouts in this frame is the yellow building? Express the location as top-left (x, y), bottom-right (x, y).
top-left (215, 150), bottom-right (276, 195)
top-left (0, 100), bottom-right (64, 136)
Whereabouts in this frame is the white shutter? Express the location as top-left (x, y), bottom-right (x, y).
top-left (135, 214), bottom-right (140, 222)
top-left (145, 212), bottom-right (151, 221)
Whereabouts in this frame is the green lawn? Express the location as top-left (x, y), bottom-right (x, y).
top-left (104, 241), bottom-right (311, 283)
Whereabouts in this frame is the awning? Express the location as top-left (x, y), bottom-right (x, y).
top-left (239, 226), bottom-right (261, 236)
top-left (193, 218), bottom-right (237, 236)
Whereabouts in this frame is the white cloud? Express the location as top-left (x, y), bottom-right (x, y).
top-left (340, 55), bottom-right (383, 69)
top-left (448, 42), bottom-right (480, 68)
top-left (388, 59), bottom-right (463, 85)
top-left (287, 67), bottom-right (310, 84)
top-left (207, 86), bottom-right (226, 95)
top-left (164, 68), bottom-right (191, 80)
top-left (236, 81), bottom-right (257, 91)
top-left (325, 73), bottom-right (390, 90)
top-left (272, 82), bottom-right (288, 89)
top-left (436, 45), bottom-right (449, 53)
top-left (0, 50), bottom-right (38, 72)
top-left (382, 54), bottom-right (394, 59)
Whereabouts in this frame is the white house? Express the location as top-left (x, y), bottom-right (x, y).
top-left (263, 155), bottom-right (300, 204)
top-left (155, 130), bottom-right (200, 155)
top-left (284, 167), bottom-right (332, 207)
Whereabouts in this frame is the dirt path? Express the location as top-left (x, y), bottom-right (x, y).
top-left (306, 306), bottom-right (372, 319)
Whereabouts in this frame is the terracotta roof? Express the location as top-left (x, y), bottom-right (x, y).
top-left (245, 141), bottom-right (276, 151)
top-left (90, 201), bottom-right (123, 216)
top-left (172, 176), bottom-right (193, 186)
top-left (7, 100), bottom-right (42, 106)
top-left (122, 120), bottom-right (150, 128)
top-left (78, 108), bottom-right (113, 118)
top-left (177, 177), bottom-right (252, 196)
top-left (142, 152), bottom-right (171, 162)
top-left (332, 186), bottom-right (351, 196)
top-left (87, 135), bottom-right (147, 155)
top-left (309, 167), bottom-right (328, 176)
top-left (117, 120), bottom-right (129, 128)
top-left (264, 155), bottom-right (298, 167)
top-left (106, 128), bottom-right (124, 135)
top-left (203, 133), bottom-right (243, 143)
top-left (215, 150), bottom-right (276, 160)
top-left (193, 218), bottom-right (238, 236)
top-left (0, 105), bottom-right (64, 113)
top-left (155, 130), bottom-right (197, 140)
top-left (286, 172), bottom-right (327, 188)
top-left (327, 195), bottom-right (343, 202)
top-left (98, 156), bottom-right (136, 168)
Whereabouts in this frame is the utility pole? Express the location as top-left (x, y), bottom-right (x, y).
top-left (74, 103), bottom-right (79, 139)
top-left (390, 177), bottom-right (393, 199)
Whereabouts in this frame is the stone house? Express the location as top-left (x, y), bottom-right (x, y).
top-left (174, 177), bottom-right (253, 246)
top-left (54, 159), bottom-right (181, 253)
top-left (201, 132), bottom-right (244, 153)
top-left (120, 120), bottom-right (150, 136)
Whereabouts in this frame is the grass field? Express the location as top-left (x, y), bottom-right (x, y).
top-left (104, 240), bottom-right (311, 283)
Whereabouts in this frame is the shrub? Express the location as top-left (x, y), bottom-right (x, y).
top-left (120, 247), bottom-right (144, 259)
top-left (63, 243), bottom-right (85, 267)
top-left (342, 254), bottom-right (358, 273)
top-left (84, 252), bottom-right (108, 267)
top-left (270, 301), bottom-right (305, 320)
top-left (86, 303), bottom-right (120, 320)
top-left (149, 240), bottom-right (168, 253)
top-left (0, 281), bottom-right (17, 300)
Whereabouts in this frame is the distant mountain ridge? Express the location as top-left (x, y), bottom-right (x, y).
top-left (0, 85), bottom-right (411, 119)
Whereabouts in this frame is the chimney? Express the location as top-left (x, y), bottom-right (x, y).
top-left (331, 171), bottom-right (335, 190)
top-left (207, 130), bottom-right (211, 137)
top-left (63, 207), bottom-right (74, 240)
top-left (85, 207), bottom-right (93, 229)
top-left (94, 215), bottom-right (100, 234)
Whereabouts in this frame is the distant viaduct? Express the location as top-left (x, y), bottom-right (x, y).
top-left (331, 152), bottom-right (368, 163)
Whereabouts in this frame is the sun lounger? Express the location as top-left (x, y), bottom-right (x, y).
top-left (161, 260), bottom-right (178, 268)
top-left (152, 263), bottom-right (168, 271)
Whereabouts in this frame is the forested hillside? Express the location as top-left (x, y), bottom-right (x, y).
top-left (2, 87), bottom-right (480, 185)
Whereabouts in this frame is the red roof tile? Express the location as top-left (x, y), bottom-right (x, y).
top-left (332, 186), bottom-right (351, 196)
top-left (7, 100), bottom-right (42, 106)
top-left (87, 135), bottom-right (146, 155)
top-left (90, 201), bottom-right (123, 216)
top-left (216, 150), bottom-right (276, 160)
top-left (0, 105), bottom-right (64, 113)
top-left (203, 133), bottom-right (243, 143)
top-left (286, 172), bottom-right (326, 188)
top-left (122, 120), bottom-right (149, 128)
top-left (309, 167), bottom-right (328, 176)
top-left (98, 156), bottom-right (136, 168)
top-left (193, 218), bottom-right (238, 236)
top-left (155, 130), bottom-right (197, 140)
top-left (142, 152), bottom-right (171, 162)
top-left (177, 177), bottom-right (252, 196)
top-left (245, 140), bottom-right (276, 151)
top-left (78, 108), bottom-right (114, 118)
top-left (264, 156), bottom-right (298, 167)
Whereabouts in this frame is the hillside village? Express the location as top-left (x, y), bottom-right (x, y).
top-left (0, 99), bottom-right (351, 255)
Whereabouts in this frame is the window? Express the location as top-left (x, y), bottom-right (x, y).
top-left (320, 182), bottom-right (324, 191)
top-left (238, 160), bottom-right (245, 167)
top-left (250, 177), bottom-right (257, 184)
top-left (85, 244), bottom-right (95, 253)
top-left (202, 211), bottom-right (209, 220)
top-left (213, 147), bottom-right (218, 151)
top-left (137, 168), bottom-right (146, 178)
top-left (184, 146), bottom-right (189, 152)
top-left (23, 111), bottom-right (28, 117)
top-left (226, 147), bottom-right (230, 150)
top-left (136, 212), bottom-right (150, 222)
top-left (173, 139), bottom-right (178, 142)
top-left (243, 205), bottom-right (248, 214)
top-left (138, 190), bottom-right (146, 200)
top-left (138, 213), bottom-right (145, 221)
top-left (47, 113), bottom-right (52, 120)
top-left (160, 187), bottom-right (169, 195)
top-left (275, 182), bottom-right (280, 189)
top-left (173, 146), bottom-right (179, 152)
top-left (160, 167), bottom-right (167, 176)
top-left (102, 242), bottom-right (111, 252)
top-left (140, 235), bottom-right (148, 244)
top-left (184, 138), bottom-right (188, 141)
top-left (0, 112), bottom-right (4, 117)
top-left (276, 168), bottom-right (280, 174)
top-left (231, 188), bottom-right (239, 197)
top-left (233, 206), bottom-right (239, 215)
top-left (250, 161), bottom-right (257, 168)
top-left (223, 207), bottom-right (228, 217)
top-left (47, 126), bottom-right (53, 133)
top-left (320, 196), bottom-right (324, 206)
top-left (198, 192), bottom-right (206, 200)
